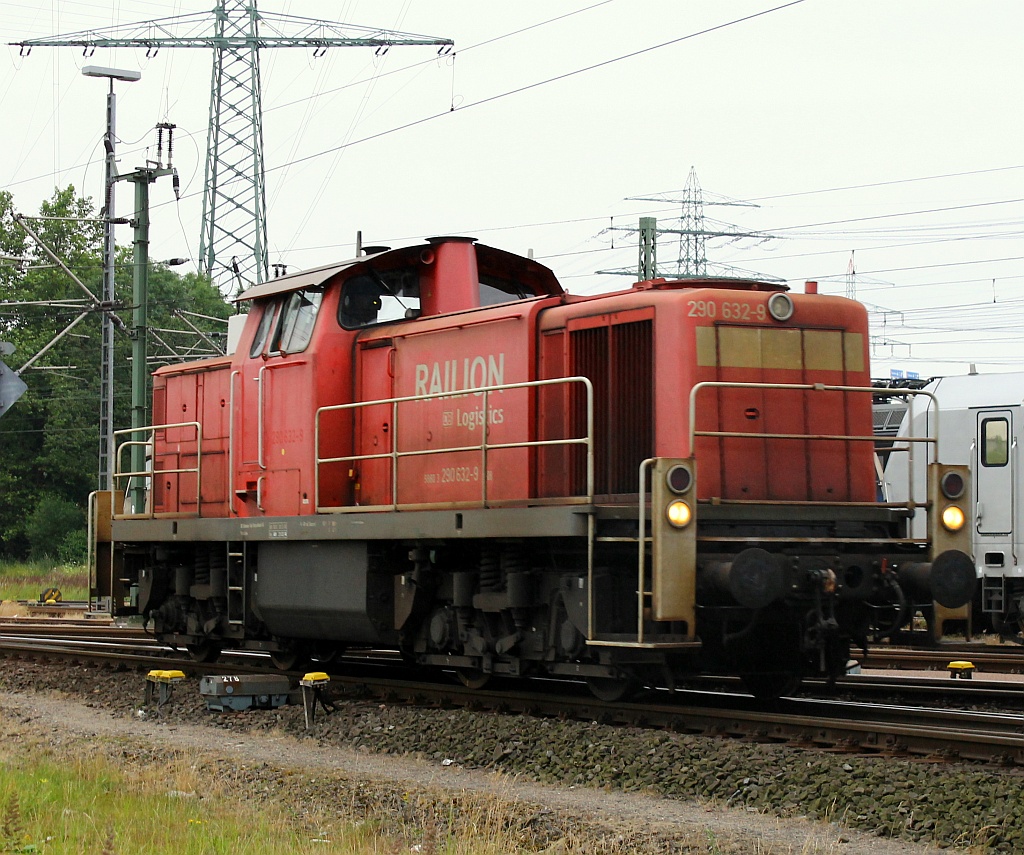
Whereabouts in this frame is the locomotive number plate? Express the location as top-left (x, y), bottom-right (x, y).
top-left (688, 299), bottom-right (768, 322)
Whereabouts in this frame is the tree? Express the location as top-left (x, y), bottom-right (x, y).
top-left (0, 187), bottom-right (231, 560)
top-left (0, 187), bottom-right (96, 556)
top-left (24, 494), bottom-right (85, 561)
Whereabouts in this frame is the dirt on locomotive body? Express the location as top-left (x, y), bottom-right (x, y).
top-left (91, 236), bottom-right (976, 699)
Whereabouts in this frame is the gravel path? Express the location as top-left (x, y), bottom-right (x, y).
top-left (0, 658), bottom-right (1003, 853)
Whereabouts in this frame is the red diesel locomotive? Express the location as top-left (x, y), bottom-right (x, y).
top-left (92, 236), bottom-right (975, 699)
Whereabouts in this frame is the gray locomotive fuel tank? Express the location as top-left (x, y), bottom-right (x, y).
top-left (254, 541), bottom-right (392, 643)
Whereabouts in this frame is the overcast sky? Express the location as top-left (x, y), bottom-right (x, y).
top-left (1, 0), bottom-right (1021, 379)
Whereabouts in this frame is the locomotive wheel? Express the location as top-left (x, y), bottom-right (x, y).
top-left (455, 668), bottom-right (490, 689)
top-left (310, 644), bottom-right (344, 665)
top-left (740, 671), bottom-right (801, 701)
top-left (270, 646), bottom-right (308, 672)
top-left (586, 674), bottom-right (637, 703)
top-left (186, 642), bottom-right (222, 664)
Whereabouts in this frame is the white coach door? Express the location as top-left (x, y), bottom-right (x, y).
top-left (976, 410), bottom-right (1013, 536)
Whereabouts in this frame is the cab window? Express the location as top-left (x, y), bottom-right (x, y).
top-left (249, 301), bottom-right (278, 357)
top-left (479, 274), bottom-right (534, 306)
top-left (270, 286), bottom-right (323, 354)
top-left (339, 269), bottom-right (420, 329)
top-left (981, 418), bottom-right (1009, 467)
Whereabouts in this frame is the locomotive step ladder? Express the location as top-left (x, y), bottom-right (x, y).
top-left (981, 574), bottom-right (1005, 619)
top-left (226, 542), bottom-right (248, 627)
top-left (586, 510), bottom-right (698, 650)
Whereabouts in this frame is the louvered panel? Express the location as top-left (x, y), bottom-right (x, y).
top-left (609, 321), bottom-right (653, 494)
top-left (571, 326), bottom-right (608, 495)
top-left (570, 318), bottom-right (653, 498)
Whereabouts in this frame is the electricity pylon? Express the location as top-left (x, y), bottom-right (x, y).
top-left (12, 1), bottom-right (453, 292)
top-left (599, 168), bottom-right (779, 282)
top-left (630, 167), bottom-right (765, 278)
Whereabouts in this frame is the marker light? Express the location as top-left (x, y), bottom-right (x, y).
top-left (940, 471), bottom-right (965, 500)
top-left (665, 463), bottom-right (693, 495)
top-left (941, 505), bottom-right (966, 532)
top-left (666, 500), bottom-right (692, 528)
top-left (767, 292), bottom-right (794, 322)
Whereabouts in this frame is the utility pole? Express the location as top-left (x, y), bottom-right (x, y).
top-left (82, 64), bottom-right (141, 491)
top-left (12, 1), bottom-right (453, 293)
top-left (116, 138), bottom-right (176, 514)
top-left (638, 217), bottom-right (657, 281)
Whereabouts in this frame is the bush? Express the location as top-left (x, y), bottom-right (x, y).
top-left (25, 495), bottom-right (84, 561)
top-left (57, 528), bottom-right (88, 565)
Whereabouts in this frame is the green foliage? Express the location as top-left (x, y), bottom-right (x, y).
top-left (57, 528), bottom-right (89, 565)
top-left (0, 187), bottom-right (231, 560)
top-left (24, 495), bottom-right (84, 561)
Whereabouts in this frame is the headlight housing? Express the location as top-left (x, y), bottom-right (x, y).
top-left (940, 471), bottom-right (966, 500)
top-left (666, 500), bottom-right (692, 528)
top-left (665, 463), bottom-right (693, 495)
top-left (767, 292), bottom-right (794, 322)
top-left (941, 505), bottom-right (966, 532)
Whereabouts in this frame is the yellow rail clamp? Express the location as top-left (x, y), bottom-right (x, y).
top-left (144, 669), bottom-right (186, 709)
top-left (300, 672), bottom-right (334, 729)
top-left (148, 669), bottom-right (186, 683)
top-left (300, 671), bottom-right (330, 687)
top-left (946, 660), bottom-right (975, 680)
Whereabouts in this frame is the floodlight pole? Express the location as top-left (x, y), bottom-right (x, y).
top-left (82, 65), bottom-right (140, 491)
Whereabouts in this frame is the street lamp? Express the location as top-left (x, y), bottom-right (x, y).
top-left (82, 65), bottom-right (140, 492)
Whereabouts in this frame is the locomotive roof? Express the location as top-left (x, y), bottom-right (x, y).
top-left (630, 276), bottom-right (788, 292)
top-left (234, 239), bottom-right (564, 303)
top-left (233, 256), bottom-right (364, 302)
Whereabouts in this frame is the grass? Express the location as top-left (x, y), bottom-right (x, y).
top-left (0, 560), bottom-right (89, 603)
top-left (0, 740), bottom-right (532, 854)
top-left (1, 750), bottom-right (364, 853)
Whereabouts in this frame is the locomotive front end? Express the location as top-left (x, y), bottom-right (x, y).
top-left (648, 281), bottom-right (974, 692)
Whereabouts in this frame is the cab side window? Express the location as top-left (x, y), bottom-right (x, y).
top-left (981, 418), bottom-right (1009, 467)
top-left (249, 301), bottom-right (278, 357)
top-left (339, 270), bottom-right (420, 329)
top-left (270, 286), bottom-right (324, 354)
top-left (479, 274), bottom-right (533, 306)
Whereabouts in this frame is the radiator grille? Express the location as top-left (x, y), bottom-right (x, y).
top-left (571, 319), bottom-right (653, 496)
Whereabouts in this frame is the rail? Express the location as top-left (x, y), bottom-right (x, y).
top-left (111, 422), bottom-right (203, 519)
top-left (314, 376), bottom-right (594, 512)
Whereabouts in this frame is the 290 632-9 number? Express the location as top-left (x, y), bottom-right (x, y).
top-left (440, 466), bottom-right (479, 484)
top-left (689, 300), bottom-right (767, 321)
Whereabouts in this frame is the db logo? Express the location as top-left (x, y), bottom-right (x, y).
top-left (441, 411), bottom-right (454, 426)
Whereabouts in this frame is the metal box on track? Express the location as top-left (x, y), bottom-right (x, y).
top-left (198, 674), bottom-right (292, 711)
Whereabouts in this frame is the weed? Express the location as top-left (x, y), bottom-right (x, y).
top-left (0, 791), bottom-right (36, 853)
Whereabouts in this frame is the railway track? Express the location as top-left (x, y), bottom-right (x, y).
top-left (860, 643), bottom-right (1024, 675)
top-left (1, 626), bottom-right (1023, 767)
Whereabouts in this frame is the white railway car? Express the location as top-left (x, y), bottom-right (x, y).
top-left (884, 371), bottom-right (1023, 635)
